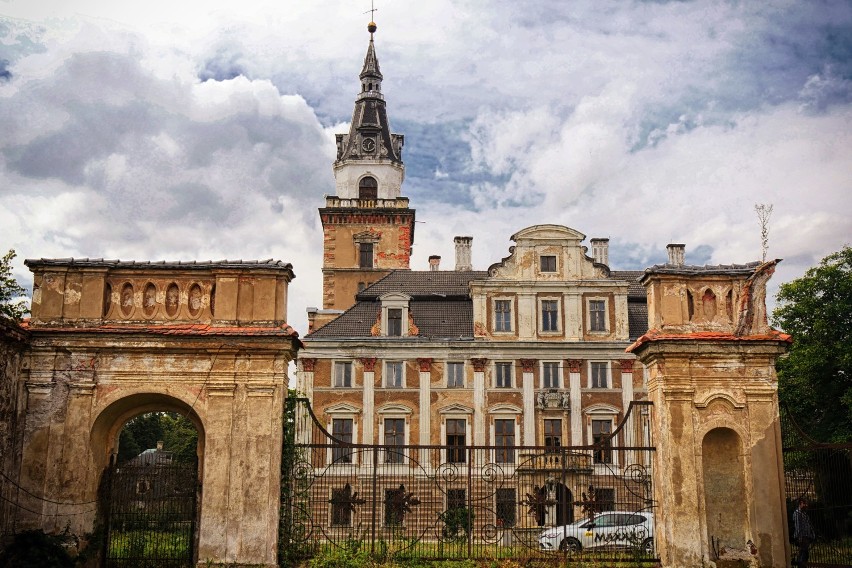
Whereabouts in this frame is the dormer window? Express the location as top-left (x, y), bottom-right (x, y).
top-left (380, 293), bottom-right (411, 337)
top-left (387, 308), bottom-right (402, 336)
top-left (359, 176), bottom-right (378, 200)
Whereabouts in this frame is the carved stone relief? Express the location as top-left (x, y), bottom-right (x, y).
top-left (143, 283), bottom-right (157, 317)
top-left (165, 283), bottom-right (180, 317)
top-left (188, 284), bottom-right (203, 318)
top-left (120, 283), bottom-right (134, 317)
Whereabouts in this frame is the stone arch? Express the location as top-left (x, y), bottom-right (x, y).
top-left (701, 427), bottom-right (747, 556)
top-left (90, 392), bottom-right (206, 473)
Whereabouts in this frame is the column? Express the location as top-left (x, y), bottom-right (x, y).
top-left (417, 358), bottom-right (432, 446)
top-left (359, 358), bottom-right (376, 446)
top-left (471, 358), bottom-right (488, 446)
top-left (567, 360), bottom-right (582, 445)
top-left (519, 359), bottom-right (537, 446)
top-left (620, 360), bottom-right (635, 446)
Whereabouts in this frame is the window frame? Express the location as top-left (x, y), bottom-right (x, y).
top-left (331, 417), bottom-right (355, 464)
top-left (330, 486), bottom-right (354, 527)
top-left (359, 241), bottom-right (374, 269)
top-left (541, 361), bottom-right (561, 389)
top-left (540, 255), bottom-right (557, 273)
top-left (494, 418), bottom-right (516, 464)
top-left (493, 298), bottom-right (513, 333)
top-left (333, 361), bottom-right (353, 388)
top-left (494, 362), bottom-right (513, 388)
top-left (387, 308), bottom-right (403, 336)
top-left (445, 418), bottom-right (467, 464)
top-left (589, 361), bottom-right (609, 389)
top-left (588, 298), bottom-right (608, 333)
top-left (446, 361), bottom-right (465, 388)
top-left (382, 417), bottom-right (406, 464)
top-left (544, 418), bottom-right (562, 452)
top-left (540, 298), bottom-right (560, 333)
top-left (385, 361), bottom-right (405, 388)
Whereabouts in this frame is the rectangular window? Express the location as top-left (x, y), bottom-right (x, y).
top-left (495, 419), bottom-right (515, 464)
top-left (541, 300), bottom-right (559, 332)
top-left (591, 362), bottom-right (608, 388)
top-left (494, 299), bottom-right (512, 332)
top-left (495, 362), bottom-right (512, 388)
top-left (331, 487), bottom-right (353, 526)
top-left (592, 419), bottom-right (613, 464)
top-left (542, 362), bottom-right (560, 388)
top-left (446, 419), bottom-right (466, 463)
top-left (387, 308), bottom-right (402, 336)
top-left (496, 488), bottom-right (516, 527)
top-left (540, 255), bottom-right (557, 272)
top-left (544, 419), bottom-right (562, 452)
top-left (589, 300), bottom-right (606, 332)
top-left (384, 418), bottom-right (405, 464)
top-left (385, 361), bottom-right (404, 387)
top-left (332, 418), bottom-right (353, 464)
top-left (447, 362), bottom-right (464, 387)
top-left (334, 362), bottom-right (352, 388)
top-left (596, 488), bottom-right (615, 512)
top-left (447, 488), bottom-right (466, 513)
top-left (359, 242), bottom-right (373, 268)
top-left (385, 487), bottom-right (405, 526)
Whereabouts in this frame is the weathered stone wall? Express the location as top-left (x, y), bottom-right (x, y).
top-left (0, 320), bottom-right (28, 535)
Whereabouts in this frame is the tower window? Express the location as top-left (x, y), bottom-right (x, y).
top-left (359, 176), bottom-right (378, 199)
top-left (359, 242), bottom-right (374, 268)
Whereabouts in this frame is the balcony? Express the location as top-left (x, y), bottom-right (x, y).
top-left (324, 197), bottom-right (410, 209)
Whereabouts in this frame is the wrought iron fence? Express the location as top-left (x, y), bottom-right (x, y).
top-left (102, 460), bottom-right (198, 567)
top-left (782, 406), bottom-right (852, 567)
top-left (281, 398), bottom-right (657, 564)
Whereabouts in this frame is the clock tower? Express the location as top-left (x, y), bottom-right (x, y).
top-left (317, 21), bottom-right (415, 316)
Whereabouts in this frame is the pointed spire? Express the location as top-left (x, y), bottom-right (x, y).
top-left (360, 37), bottom-right (383, 82)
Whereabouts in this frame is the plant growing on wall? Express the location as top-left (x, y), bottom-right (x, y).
top-left (0, 249), bottom-right (28, 322)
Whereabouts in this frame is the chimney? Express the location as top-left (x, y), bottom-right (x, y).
top-left (454, 236), bottom-right (473, 271)
top-left (667, 243), bottom-right (686, 266)
top-left (156, 440), bottom-right (164, 451)
top-left (590, 238), bottom-right (609, 266)
top-left (428, 255), bottom-right (441, 271)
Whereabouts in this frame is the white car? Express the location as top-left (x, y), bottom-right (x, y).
top-left (538, 511), bottom-right (655, 554)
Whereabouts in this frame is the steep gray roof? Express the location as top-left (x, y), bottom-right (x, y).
top-left (609, 270), bottom-right (645, 300)
top-left (357, 270), bottom-right (488, 299)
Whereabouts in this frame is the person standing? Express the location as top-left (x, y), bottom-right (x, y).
top-left (793, 498), bottom-right (816, 567)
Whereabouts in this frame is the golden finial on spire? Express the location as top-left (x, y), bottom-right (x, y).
top-left (365, 0), bottom-right (378, 37)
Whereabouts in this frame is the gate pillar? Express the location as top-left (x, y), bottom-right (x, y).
top-left (628, 257), bottom-right (791, 567)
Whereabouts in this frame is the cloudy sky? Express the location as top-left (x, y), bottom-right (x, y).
top-left (1, 0), bottom-right (850, 334)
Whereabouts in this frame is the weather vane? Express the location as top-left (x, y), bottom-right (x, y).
top-left (364, 0), bottom-right (378, 21)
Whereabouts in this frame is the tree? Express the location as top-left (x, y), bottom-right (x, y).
top-left (0, 249), bottom-right (29, 322)
top-left (773, 246), bottom-right (852, 442)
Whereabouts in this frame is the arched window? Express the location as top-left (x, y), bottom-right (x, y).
top-left (359, 176), bottom-right (378, 200)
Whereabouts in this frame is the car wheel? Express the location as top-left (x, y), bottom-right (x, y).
top-left (559, 537), bottom-right (581, 553)
top-left (641, 537), bottom-right (654, 555)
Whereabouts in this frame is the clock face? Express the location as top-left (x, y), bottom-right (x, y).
top-left (361, 138), bottom-right (376, 153)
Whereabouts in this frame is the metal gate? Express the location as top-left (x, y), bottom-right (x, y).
top-left (102, 459), bottom-right (198, 567)
top-left (782, 406), bottom-right (852, 567)
top-left (280, 398), bottom-right (657, 563)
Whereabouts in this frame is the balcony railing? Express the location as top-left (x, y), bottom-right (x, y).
top-left (324, 197), bottom-right (410, 209)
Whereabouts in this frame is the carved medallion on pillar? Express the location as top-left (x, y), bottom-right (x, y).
top-left (358, 357), bottom-right (377, 372)
top-left (417, 358), bottom-right (433, 372)
top-left (566, 359), bottom-right (582, 373)
top-left (519, 359), bottom-right (537, 373)
top-left (620, 360), bottom-right (634, 373)
top-left (300, 358), bottom-right (316, 372)
top-left (471, 358), bottom-right (488, 372)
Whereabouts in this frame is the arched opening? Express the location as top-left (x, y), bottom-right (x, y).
top-left (91, 393), bottom-right (204, 566)
top-left (702, 427), bottom-right (747, 555)
top-left (555, 483), bottom-right (574, 526)
top-left (359, 176), bottom-right (378, 200)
